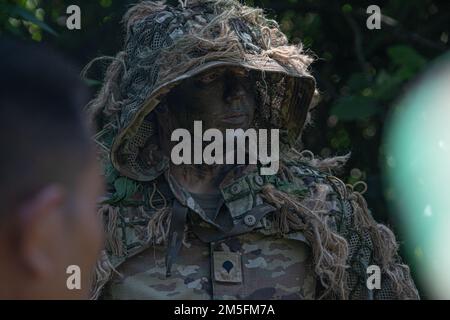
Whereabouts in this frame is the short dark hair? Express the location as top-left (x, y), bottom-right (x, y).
top-left (0, 39), bottom-right (93, 214)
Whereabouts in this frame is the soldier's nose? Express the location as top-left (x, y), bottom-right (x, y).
top-left (224, 76), bottom-right (246, 104)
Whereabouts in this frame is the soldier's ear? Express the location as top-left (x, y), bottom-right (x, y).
top-left (16, 185), bottom-right (67, 278)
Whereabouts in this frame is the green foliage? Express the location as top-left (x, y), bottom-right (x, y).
top-left (331, 95), bottom-right (378, 121)
top-left (0, 0), bottom-right (57, 41)
top-left (103, 176), bottom-right (141, 206)
top-left (330, 45), bottom-right (427, 120)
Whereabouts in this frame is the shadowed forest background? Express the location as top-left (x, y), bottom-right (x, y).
top-left (1, 0), bottom-right (449, 298)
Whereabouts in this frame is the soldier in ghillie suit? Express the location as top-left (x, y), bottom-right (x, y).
top-left (86, 0), bottom-right (419, 299)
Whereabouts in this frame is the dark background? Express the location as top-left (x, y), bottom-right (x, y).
top-left (1, 0), bottom-right (449, 299)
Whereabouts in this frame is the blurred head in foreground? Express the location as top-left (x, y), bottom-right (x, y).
top-left (0, 40), bottom-right (104, 299)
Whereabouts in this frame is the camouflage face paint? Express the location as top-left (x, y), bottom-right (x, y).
top-left (166, 67), bottom-right (257, 133)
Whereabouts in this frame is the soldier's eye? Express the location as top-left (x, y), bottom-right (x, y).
top-left (197, 71), bottom-right (220, 85)
top-left (234, 68), bottom-right (249, 78)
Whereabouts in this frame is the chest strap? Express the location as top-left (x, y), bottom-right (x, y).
top-left (165, 198), bottom-right (188, 277)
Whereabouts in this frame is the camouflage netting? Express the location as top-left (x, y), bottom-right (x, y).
top-left (85, 0), bottom-right (419, 300)
top-left (261, 150), bottom-right (419, 299)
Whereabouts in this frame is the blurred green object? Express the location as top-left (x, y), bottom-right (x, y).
top-left (385, 53), bottom-right (450, 299)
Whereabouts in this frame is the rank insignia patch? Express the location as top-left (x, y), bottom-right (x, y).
top-left (213, 251), bottom-right (243, 283)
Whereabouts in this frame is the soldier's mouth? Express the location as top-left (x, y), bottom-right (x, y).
top-left (221, 113), bottom-right (248, 125)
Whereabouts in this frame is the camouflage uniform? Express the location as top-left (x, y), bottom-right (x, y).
top-left (87, 0), bottom-right (419, 300)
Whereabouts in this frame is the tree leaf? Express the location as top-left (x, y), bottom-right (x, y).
top-left (387, 45), bottom-right (426, 72)
top-left (7, 4), bottom-right (58, 36)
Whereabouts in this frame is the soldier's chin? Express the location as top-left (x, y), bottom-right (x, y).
top-left (218, 121), bottom-right (252, 131)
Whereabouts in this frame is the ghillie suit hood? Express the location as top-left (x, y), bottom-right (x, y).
top-left (87, 0), bottom-right (419, 300)
top-left (86, 0), bottom-right (317, 182)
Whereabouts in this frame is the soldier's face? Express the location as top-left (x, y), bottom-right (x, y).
top-left (166, 66), bottom-right (257, 132)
